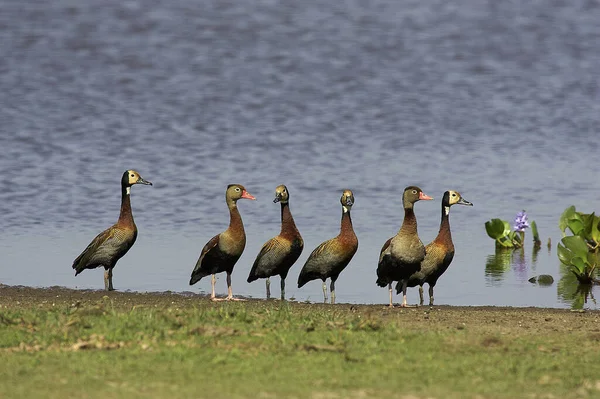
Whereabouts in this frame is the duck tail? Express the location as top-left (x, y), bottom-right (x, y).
top-left (247, 261), bottom-right (260, 283)
top-left (375, 277), bottom-right (388, 287)
top-left (247, 272), bottom-right (258, 283)
top-left (189, 268), bottom-right (210, 286)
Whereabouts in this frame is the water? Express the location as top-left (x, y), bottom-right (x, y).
top-left (1, 0), bottom-right (599, 308)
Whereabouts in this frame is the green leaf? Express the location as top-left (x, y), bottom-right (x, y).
top-left (559, 205), bottom-right (577, 234)
top-left (571, 257), bottom-right (587, 275)
top-left (582, 212), bottom-right (595, 238)
top-left (485, 219), bottom-right (507, 240)
top-left (557, 243), bottom-right (572, 266)
top-left (561, 236), bottom-right (589, 256)
top-left (587, 252), bottom-right (599, 268)
top-left (530, 221), bottom-right (540, 241)
top-left (567, 218), bottom-right (585, 236)
top-left (496, 236), bottom-right (514, 248)
top-left (502, 221), bottom-right (512, 237)
top-left (591, 215), bottom-right (600, 245)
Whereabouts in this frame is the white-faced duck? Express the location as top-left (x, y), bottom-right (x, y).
top-left (189, 184), bottom-right (255, 301)
top-left (400, 190), bottom-right (473, 305)
top-left (297, 190), bottom-right (358, 304)
top-left (376, 186), bottom-right (433, 307)
top-left (72, 170), bottom-right (152, 291)
top-left (247, 185), bottom-right (303, 300)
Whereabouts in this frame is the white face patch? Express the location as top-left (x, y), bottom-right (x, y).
top-left (444, 206), bottom-right (450, 216)
top-left (126, 187), bottom-right (131, 195)
top-left (343, 206), bottom-right (349, 213)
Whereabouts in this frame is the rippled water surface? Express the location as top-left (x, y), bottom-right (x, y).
top-left (1, 0), bottom-right (600, 308)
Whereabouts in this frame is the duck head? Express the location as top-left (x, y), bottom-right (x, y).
top-left (273, 185), bottom-right (289, 204)
top-left (226, 184), bottom-right (256, 202)
top-left (340, 189), bottom-right (355, 213)
top-left (443, 190), bottom-right (473, 214)
top-left (403, 186), bottom-right (433, 209)
top-left (121, 170), bottom-right (152, 194)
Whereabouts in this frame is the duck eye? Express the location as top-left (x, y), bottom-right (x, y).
top-left (130, 174), bottom-right (135, 178)
top-left (235, 187), bottom-right (240, 192)
top-left (412, 190), bottom-right (417, 194)
top-left (452, 193), bottom-right (456, 197)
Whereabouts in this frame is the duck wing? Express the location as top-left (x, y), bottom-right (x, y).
top-left (72, 226), bottom-right (136, 275)
top-left (297, 239), bottom-right (338, 287)
top-left (189, 233), bottom-right (221, 284)
top-left (248, 236), bottom-right (289, 281)
top-left (375, 237), bottom-right (393, 286)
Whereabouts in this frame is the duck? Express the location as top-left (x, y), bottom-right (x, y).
top-left (376, 186), bottom-right (433, 307)
top-left (189, 184), bottom-right (255, 301)
top-left (72, 170), bottom-right (152, 291)
top-left (247, 185), bottom-right (303, 300)
top-left (400, 190), bottom-right (473, 306)
top-left (297, 190), bottom-right (358, 304)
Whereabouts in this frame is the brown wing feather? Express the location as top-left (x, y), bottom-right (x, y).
top-left (256, 237), bottom-right (286, 261)
top-left (378, 237), bottom-right (392, 263)
top-left (195, 234), bottom-right (220, 270)
top-left (73, 226), bottom-right (136, 274)
top-left (297, 239), bottom-right (337, 287)
top-left (306, 239), bottom-right (335, 262)
top-left (247, 236), bottom-right (290, 281)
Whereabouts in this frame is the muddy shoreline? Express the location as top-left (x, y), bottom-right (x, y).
top-left (2, 284), bottom-right (599, 335)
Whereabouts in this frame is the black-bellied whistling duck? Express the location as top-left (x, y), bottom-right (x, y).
top-left (402, 190), bottom-right (472, 305)
top-left (72, 170), bottom-right (152, 291)
top-left (376, 186), bottom-right (433, 307)
top-left (247, 185), bottom-right (303, 300)
top-left (189, 184), bottom-right (255, 301)
top-left (297, 190), bottom-right (358, 304)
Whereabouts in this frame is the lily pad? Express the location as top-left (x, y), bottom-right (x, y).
top-left (528, 275), bottom-right (554, 285)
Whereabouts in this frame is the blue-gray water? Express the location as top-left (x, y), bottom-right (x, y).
top-left (1, 0), bottom-right (599, 308)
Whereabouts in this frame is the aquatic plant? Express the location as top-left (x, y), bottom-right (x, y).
top-left (557, 235), bottom-right (600, 285)
top-left (557, 261), bottom-right (596, 310)
top-left (530, 221), bottom-right (542, 250)
top-left (559, 206), bottom-right (600, 252)
top-left (513, 210), bottom-right (529, 232)
top-left (485, 211), bottom-right (537, 249)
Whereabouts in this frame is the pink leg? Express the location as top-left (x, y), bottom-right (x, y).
top-left (210, 274), bottom-right (219, 301)
top-left (388, 283), bottom-right (394, 308)
top-left (399, 281), bottom-right (416, 308)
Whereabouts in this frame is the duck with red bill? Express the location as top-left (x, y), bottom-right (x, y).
top-left (190, 184), bottom-right (256, 301)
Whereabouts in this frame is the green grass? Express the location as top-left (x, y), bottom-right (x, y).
top-left (1, 295), bottom-right (600, 398)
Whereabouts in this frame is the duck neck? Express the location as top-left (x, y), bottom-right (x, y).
top-left (280, 202), bottom-right (299, 236)
top-left (118, 185), bottom-right (135, 226)
top-left (437, 203), bottom-right (452, 242)
top-left (340, 207), bottom-right (354, 236)
top-left (227, 200), bottom-right (245, 235)
top-left (400, 207), bottom-right (417, 235)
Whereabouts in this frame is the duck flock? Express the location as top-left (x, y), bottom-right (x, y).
top-left (72, 170), bottom-right (473, 307)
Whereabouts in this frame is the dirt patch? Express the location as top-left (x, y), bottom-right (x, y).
top-left (1, 284), bottom-right (599, 336)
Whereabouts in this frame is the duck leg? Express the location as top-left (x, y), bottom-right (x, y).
top-left (400, 281), bottom-right (412, 307)
top-left (210, 274), bottom-right (218, 301)
top-left (388, 283), bottom-right (393, 308)
top-left (419, 285), bottom-right (424, 306)
top-left (428, 285), bottom-right (435, 306)
top-left (266, 277), bottom-right (271, 299)
top-left (225, 272), bottom-right (244, 301)
top-left (322, 281), bottom-right (328, 303)
top-left (280, 277), bottom-right (285, 301)
top-left (104, 268), bottom-right (114, 291)
top-left (330, 279), bottom-right (336, 304)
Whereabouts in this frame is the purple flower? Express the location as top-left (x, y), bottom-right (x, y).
top-left (514, 210), bottom-right (530, 232)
